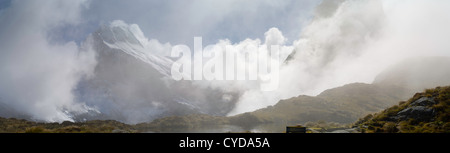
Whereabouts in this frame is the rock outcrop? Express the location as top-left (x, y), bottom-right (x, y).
top-left (355, 86), bottom-right (450, 133)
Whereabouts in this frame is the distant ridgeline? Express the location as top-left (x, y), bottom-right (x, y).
top-left (354, 86), bottom-right (450, 133)
top-left (133, 83), bottom-right (412, 132)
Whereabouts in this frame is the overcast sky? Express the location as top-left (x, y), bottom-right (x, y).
top-left (16, 0), bottom-right (320, 46)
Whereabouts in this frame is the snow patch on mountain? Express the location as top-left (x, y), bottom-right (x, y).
top-left (98, 20), bottom-right (173, 77)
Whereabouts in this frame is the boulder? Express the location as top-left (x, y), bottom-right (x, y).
top-left (61, 121), bottom-right (75, 126)
top-left (396, 106), bottom-right (435, 121)
top-left (411, 97), bottom-right (437, 106)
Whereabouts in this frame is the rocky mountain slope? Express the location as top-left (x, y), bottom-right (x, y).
top-left (373, 57), bottom-right (450, 92)
top-left (73, 21), bottom-right (239, 124)
top-left (0, 21), bottom-right (241, 124)
top-left (355, 86), bottom-right (450, 133)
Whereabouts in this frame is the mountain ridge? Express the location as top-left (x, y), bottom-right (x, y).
top-left (228, 83), bottom-right (411, 127)
top-left (74, 21), bottom-right (240, 124)
top-left (132, 82), bottom-right (413, 132)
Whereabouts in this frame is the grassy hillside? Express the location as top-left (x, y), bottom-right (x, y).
top-left (229, 83), bottom-right (411, 127)
top-left (355, 86), bottom-right (450, 133)
top-left (317, 83), bottom-right (411, 121)
top-left (0, 118), bottom-right (136, 133)
top-left (136, 83), bottom-right (413, 131)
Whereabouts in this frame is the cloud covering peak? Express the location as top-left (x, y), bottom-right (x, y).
top-left (0, 0), bottom-right (96, 122)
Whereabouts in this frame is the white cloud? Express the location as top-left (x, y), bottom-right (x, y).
top-left (265, 28), bottom-right (287, 47)
top-left (227, 0), bottom-right (450, 115)
top-left (0, 0), bottom-right (96, 122)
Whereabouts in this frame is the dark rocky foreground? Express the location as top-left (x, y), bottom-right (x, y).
top-left (0, 118), bottom-right (136, 133)
top-left (355, 86), bottom-right (450, 133)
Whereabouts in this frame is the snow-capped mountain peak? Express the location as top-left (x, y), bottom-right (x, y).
top-left (95, 20), bottom-right (173, 77)
top-left (73, 20), bottom-right (239, 124)
top-left (99, 20), bottom-right (146, 47)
